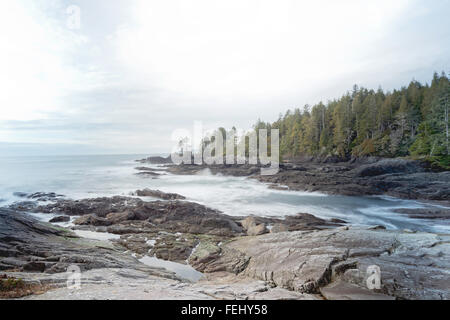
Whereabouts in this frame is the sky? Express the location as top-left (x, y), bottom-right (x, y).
top-left (0, 0), bottom-right (449, 156)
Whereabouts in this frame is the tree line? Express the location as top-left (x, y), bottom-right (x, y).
top-left (250, 71), bottom-right (449, 168)
top-left (199, 72), bottom-right (449, 168)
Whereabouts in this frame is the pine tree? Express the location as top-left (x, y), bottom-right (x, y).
top-left (204, 71), bottom-right (450, 168)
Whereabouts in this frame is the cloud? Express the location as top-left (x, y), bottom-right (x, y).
top-left (0, 1), bottom-right (106, 122)
top-left (112, 0), bottom-right (414, 98)
top-left (1, 0), bottom-right (450, 155)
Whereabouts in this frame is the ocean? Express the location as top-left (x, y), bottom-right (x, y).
top-left (0, 154), bottom-right (448, 233)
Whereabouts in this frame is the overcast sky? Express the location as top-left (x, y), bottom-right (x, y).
top-left (1, 0), bottom-right (449, 155)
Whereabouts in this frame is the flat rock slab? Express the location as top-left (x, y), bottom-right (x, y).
top-left (193, 272), bottom-right (319, 300)
top-left (321, 281), bottom-right (395, 300)
top-left (202, 227), bottom-right (450, 300)
top-left (14, 269), bottom-right (318, 300)
top-left (18, 268), bottom-right (206, 300)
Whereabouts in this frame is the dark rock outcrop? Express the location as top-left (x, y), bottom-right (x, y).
top-left (135, 171), bottom-right (161, 178)
top-left (27, 192), bottom-right (65, 201)
top-left (0, 208), bottom-right (178, 279)
top-left (37, 197), bottom-right (244, 237)
top-left (256, 159), bottom-right (449, 201)
top-left (136, 156), bottom-right (173, 164)
top-left (49, 216), bottom-right (70, 223)
top-left (352, 159), bottom-right (424, 177)
top-left (132, 189), bottom-right (186, 200)
top-left (393, 207), bottom-right (450, 220)
top-left (74, 214), bottom-right (112, 226)
top-left (29, 194), bottom-right (346, 265)
top-left (158, 157), bottom-right (449, 201)
top-left (166, 164), bottom-right (261, 177)
top-left (283, 213), bottom-right (344, 231)
top-left (36, 196), bottom-right (143, 217)
top-left (13, 192), bottom-right (65, 202)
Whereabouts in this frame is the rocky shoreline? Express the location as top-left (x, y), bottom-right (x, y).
top-left (1, 156), bottom-right (449, 300)
top-left (1, 200), bottom-right (449, 300)
top-left (149, 156), bottom-right (449, 202)
top-left (0, 195), bottom-right (345, 300)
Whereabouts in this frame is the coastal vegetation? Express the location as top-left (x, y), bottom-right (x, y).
top-left (203, 72), bottom-right (450, 169)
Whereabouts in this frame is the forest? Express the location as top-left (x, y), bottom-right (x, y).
top-left (243, 72), bottom-right (449, 169)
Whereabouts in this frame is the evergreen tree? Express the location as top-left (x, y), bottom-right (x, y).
top-left (209, 72), bottom-right (450, 169)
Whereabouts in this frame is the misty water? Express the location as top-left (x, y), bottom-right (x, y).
top-left (0, 154), bottom-right (449, 234)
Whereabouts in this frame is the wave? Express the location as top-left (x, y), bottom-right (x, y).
top-left (0, 154), bottom-right (447, 233)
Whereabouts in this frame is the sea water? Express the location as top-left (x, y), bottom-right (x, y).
top-left (0, 154), bottom-right (448, 233)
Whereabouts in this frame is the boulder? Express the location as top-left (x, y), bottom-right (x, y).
top-left (74, 215), bottom-right (112, 227)
top-left (49, 216), bottom-right (70, 223)
top-left (353, 159), bottom-right (424, 177)
top-left (133, 189), bottom-right (186, 200)
top-left (189, 243), bottom-right (250, 274)
top-left (240, 217), bottom-right (268, 236)
top-left (247, 224), bottom-right (268, 236)
top-left (188, 242), bottom-right (222, 272)
top-left (135, 171), bottom-right (161, 177)
top-left (240, 217), bottom-right (257, 231)
top-left (270, 224), bottom-right (288, 233)
top-left (22, 262), bottom-right (46, 272)
top-left (283, 213), bottom-right (344, 231)
top-left (106, 211), bottom-right (136, 224)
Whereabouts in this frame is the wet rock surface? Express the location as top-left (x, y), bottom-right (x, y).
top-left (352, 159), bottom-right (425, 177)
top-left (13, 192), bottom-right (65, 202)
top-left (282, 213), bottom-right (346, 231)
top-left (162, 158), bottom-right (449, 201)
top-left (135, 171), bottom-right (161, 178)
top-left (21, 196), bottom-right (143, 216)
top-left (131, 189), bottom-right (186, 200)
top-left (393, 207), bottom-right (450, 220)
top-left (166, 164), bottom-right (262, 177)
top-left (49, 216), bottom-right (70, 223)
top-left (257, 161), bottom-right (450, 201)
